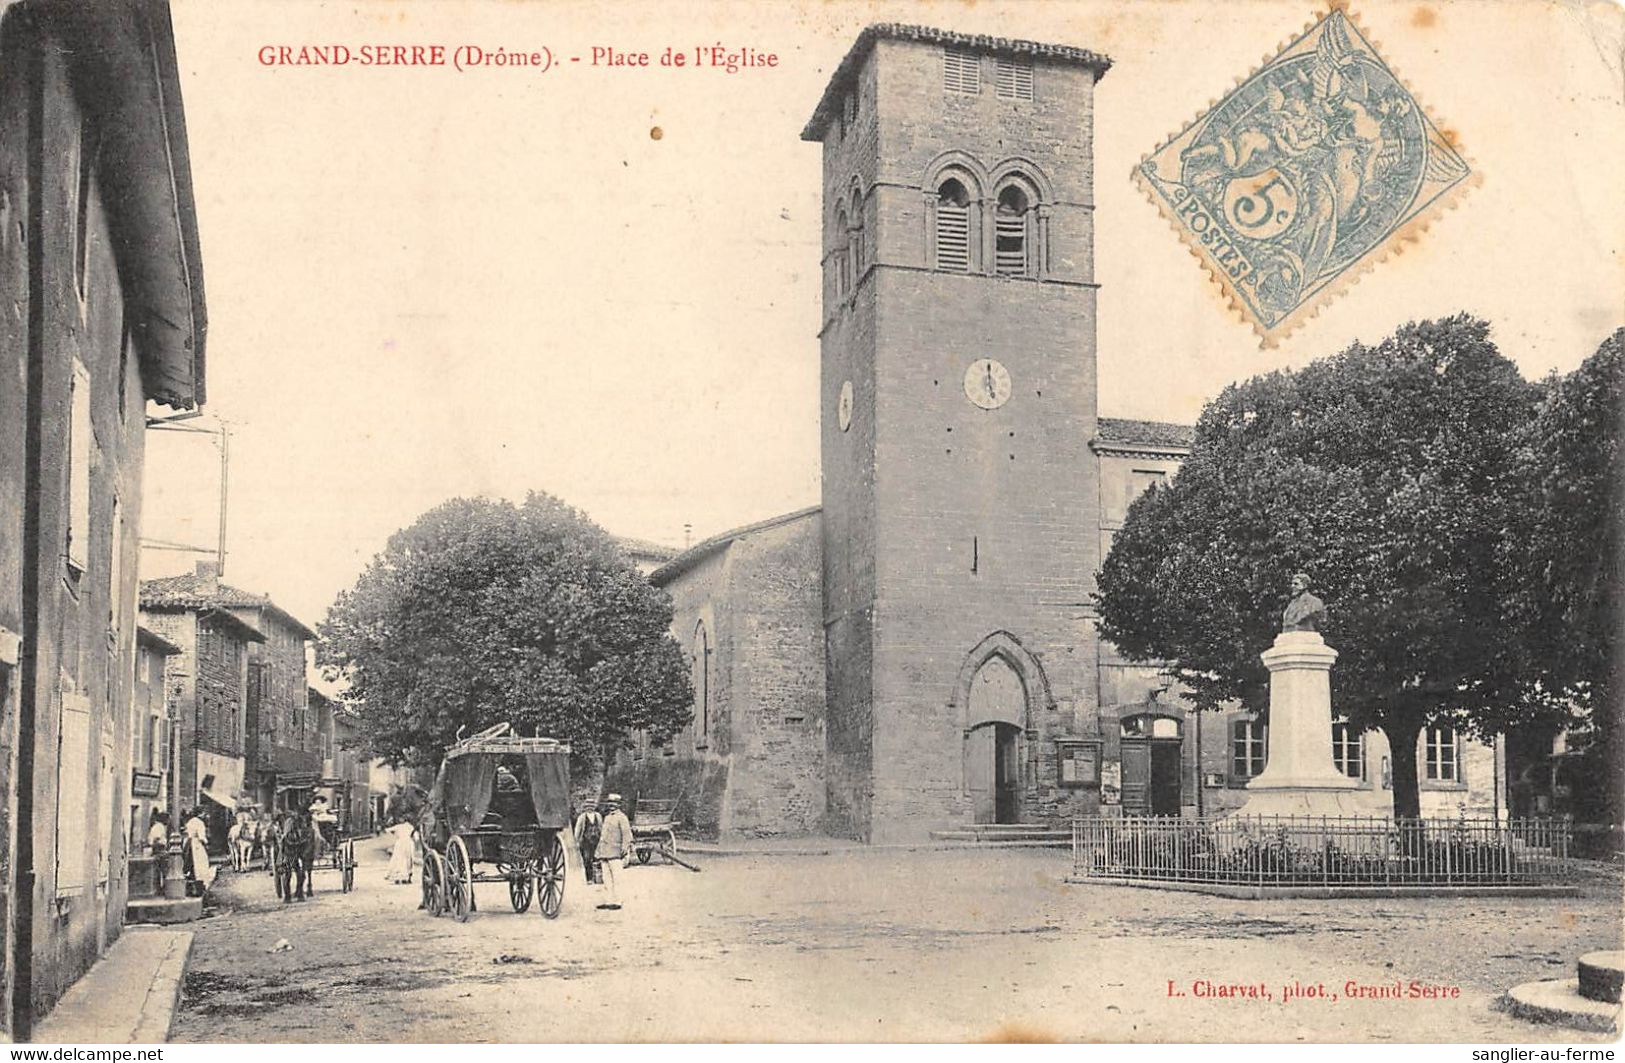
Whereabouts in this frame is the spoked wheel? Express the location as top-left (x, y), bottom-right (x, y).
top-left (341, 840), bottom-right (356, 893)
top-left (424, 851), bottom-right (448, 917)
top-left (508, 862), bottom-right (534, 913)
top-left (420, 853), bottom-right (436, 914)
top-left (447, 836), bottom-right (473, 922)
top-left (537, 833), bottom-right (566, 919)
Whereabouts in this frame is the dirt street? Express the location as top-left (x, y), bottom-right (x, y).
top-left (171, 836), bottom-right (1622, 1043)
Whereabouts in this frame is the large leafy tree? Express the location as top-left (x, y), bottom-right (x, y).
top-left (1501, 330), bottom-right (1624, 822)
top-left (1098, 315), bottom-right (1554, 819)
top-left (318, 494), bottom-right (692, 780)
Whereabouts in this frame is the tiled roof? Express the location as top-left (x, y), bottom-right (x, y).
top-left (649, 506), bottom-right (821, 586)
top-left (614, 536), bottom-right (679, 562)
top-left (804, 24), bottom-right (1113, 141)
top-left (139, 572), bottom-right (318, 641)
top-left (1095, 417), bottom-right (1195, 450)
top-left (135, 625), bottom-right (181, 656)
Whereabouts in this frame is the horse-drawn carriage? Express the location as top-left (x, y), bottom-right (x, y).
top-left (268, 777), bottom-right (357, 901)
top-left (419, 724), bottom-right (571, 922)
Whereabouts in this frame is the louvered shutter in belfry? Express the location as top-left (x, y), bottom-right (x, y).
top-left (995, 57), bottom-right (1034, 101)
top-left (995, 215), bottom-right (1027, 275)
top-left (943, 48), bottom-right (980, 95)
top-left (936, 206), bottom-right (970, 272)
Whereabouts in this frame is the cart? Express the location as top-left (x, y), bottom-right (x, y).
top-left (419, 723), bottom-right (571, 922)
top-left (271, 775), bottom-right (358, 894)
top-left (631, 799), bottom-right (680, 865)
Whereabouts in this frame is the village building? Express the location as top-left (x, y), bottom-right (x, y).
top-left (0, 0), bottom-right (206, 1036)
top-left (139, 562), bottom-right (318, 836)
top-left (315, 687), bottom-right (373, 835)
top-left (128, 626), bottom-right (180, 851)
top-left (137, 579), bottom-right (264, 852)
top-left (610, 25), bottom-right (1504, 843)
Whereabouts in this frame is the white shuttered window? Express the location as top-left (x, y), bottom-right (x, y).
top-left (943, 48), bottom-right (980, 95)
top-left (936, 180), bottom-right (971, 272)
top-left (995, 56), bottom-right (1034, 100)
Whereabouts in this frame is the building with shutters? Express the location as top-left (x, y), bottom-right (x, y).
top-left (0, 0), bottom-right (206, 1036)
top-left (139, 563), bottom-right (319, 835)
top-left (611, 24), bottom-right (1503, 843)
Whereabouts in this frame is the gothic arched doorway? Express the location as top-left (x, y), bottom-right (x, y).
top-left (964, 654), bottom-right (1026, 824)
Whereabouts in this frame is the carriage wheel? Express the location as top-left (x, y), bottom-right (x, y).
top-left (509, 863), bottom-right (534, 913)
top-left (430, 852), bottom-right (449, 917)
top-left (341, 841), bottom-right (356, 893)
top-left (537, 834), bottom-right (566, 919)
top-left (447, 836), bottom-right (473, 923)
top-left (420, 853), bottom-right (436, 915)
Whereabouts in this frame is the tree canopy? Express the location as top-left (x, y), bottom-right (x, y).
top-left (1096, 314), bottom-right (1560, 818)
top-left (318, 494), bottom-right (692, 776)
top-left (1500, 329), bottom-right (1624, 821)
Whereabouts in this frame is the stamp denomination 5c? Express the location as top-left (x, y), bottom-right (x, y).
top-left (1135, 8), bottom-right (1473, 345)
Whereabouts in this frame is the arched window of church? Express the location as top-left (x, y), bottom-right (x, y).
top-left (935, 178), bottom-right (971, 272)
top-left (693, 622), bottom-right (710, 751)
top-left (995, 184), bottom-right (1031, 277)
top-left (833, 207), bottom-right (851, 297)
top-left (848, 180), bottom-right (865, 279)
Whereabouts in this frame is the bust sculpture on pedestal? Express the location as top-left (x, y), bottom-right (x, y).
top-left (1282, 572), bottom-right (1326, 632)
top-left (1230, 573), bottom-right (1361, 818)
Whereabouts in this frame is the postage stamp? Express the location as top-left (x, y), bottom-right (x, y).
top-left (1135, 7), bottom-right (1474, 345)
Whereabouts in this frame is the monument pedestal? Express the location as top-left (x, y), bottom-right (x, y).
top-left (1232, 630), bottom-right (1361, 819)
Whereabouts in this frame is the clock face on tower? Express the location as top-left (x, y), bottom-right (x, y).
top-left (837, 380), bottom-right (854, 431)
top-left (964, 358), bottom-right (1012, 410)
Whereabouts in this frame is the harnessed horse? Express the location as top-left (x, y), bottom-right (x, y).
top-left (273, 806), bottom-right (316, 902)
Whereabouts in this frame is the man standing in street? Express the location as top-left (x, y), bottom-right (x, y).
top-left (573, 802), bottom-right (603, 885)
top-left (595, 794), bottom-right (634, 911)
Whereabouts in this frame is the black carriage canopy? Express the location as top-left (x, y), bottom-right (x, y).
top-left (428, 746), bottom-right (571, 836)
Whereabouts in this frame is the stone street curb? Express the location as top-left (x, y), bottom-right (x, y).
top-left (31, 927), bottom-right (194, 1044)
top-left (130, 930), bottom-right (194, 1043)
top-left (677, 839), bottom-right (1069, 858)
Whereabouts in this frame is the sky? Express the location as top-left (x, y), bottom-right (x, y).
top-left (141, 0), bottom-right (1625, 632)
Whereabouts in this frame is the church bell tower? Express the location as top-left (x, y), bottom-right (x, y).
top-left (803, 26), bottom-right (1113, 843)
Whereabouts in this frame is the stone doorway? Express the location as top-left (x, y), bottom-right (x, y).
top-left (966, 721), bottom-right (1023, 824)
top-left (1120, 713), bottom-right (1183, 816)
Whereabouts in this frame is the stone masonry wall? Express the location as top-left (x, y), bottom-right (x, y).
top-left (719, 514), bottom-right (826, 837)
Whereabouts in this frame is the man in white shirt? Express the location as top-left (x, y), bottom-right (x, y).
top-left (594, 794), bottom-right (634, 911)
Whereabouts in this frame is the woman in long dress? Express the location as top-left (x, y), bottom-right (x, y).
top-left (385, 819), bottom-right (416, 884)
top-left (184, 809), bottom-right (215, 892)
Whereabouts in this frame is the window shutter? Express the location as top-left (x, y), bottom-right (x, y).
top-left (56, 692), bottom-right (92, 891)
top-left (995, 215), bottom-right (1027, 275)
top-left (995, 56), bottom-right (1034, 100)
top-left (936, 205), bottom-right (970, 272)
top-left (943, 48), bottom-right (980, 95)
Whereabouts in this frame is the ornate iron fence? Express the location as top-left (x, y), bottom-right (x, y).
top-left (1071, 815), bottom-right (1574, 887)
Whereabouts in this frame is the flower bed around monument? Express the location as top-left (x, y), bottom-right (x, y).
top-left (1071, 814), bottom-right (1574, 890)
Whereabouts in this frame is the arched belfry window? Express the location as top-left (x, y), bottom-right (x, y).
top-left (935, 178), bottom-right (972, 272)
top-left (994, 184), bottom-right (1032, 277)
top-left (848, 180), bottom-right (866, 279)
top-left (832, 206), bottom-right (851, 297)
top-left (692, 622), bottom-right (710, 750)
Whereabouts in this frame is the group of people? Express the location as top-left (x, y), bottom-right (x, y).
top-left (144, 807), bottom-right (215, 894)
top-left (573, 792), bottom-right (635, 911)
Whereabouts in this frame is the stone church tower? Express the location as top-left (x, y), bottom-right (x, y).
top-left (804, 26), bottom-right (1114, 842)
